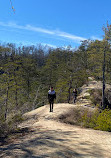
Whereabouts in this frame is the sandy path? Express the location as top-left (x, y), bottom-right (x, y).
top-left (0, 79), bottom-right (111, 158)
top-left (0, 103), bottom-right (111, 158)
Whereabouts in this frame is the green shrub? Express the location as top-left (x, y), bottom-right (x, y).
top-left (96, 109), bottom-right (111, 131)
top-left (60, 106), bottom-right (111, 132)
top-left (75, 108), bottom-right (111, 131)
top-left (81, 109), bottom-right (99, 128)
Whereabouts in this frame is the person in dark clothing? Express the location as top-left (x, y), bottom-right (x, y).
top-left (104, 97), bottom-right (111, 109)
top-left (48, 86), bottom-right (56, 112)
top-left (72, 88), bottom-right (77, 103)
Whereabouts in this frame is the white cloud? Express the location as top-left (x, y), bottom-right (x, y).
top-left (25, 25), bottom-right (54, 35)
top-left (41, 43), bottom-right (57, 48)
top-left (57, 31), bottom-right (86, 43)
top-left (91, 36), bottom-right (102, 41)
top-left (0, 21), bottom-right (87, 44)
top-left (0, 21), bottom-right (102, 45)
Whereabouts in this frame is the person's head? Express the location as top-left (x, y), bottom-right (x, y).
top-left (50, 86), bottom-right (53, 91)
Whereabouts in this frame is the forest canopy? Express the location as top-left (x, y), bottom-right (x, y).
top-left (0, 23), bottom-right (111, 122)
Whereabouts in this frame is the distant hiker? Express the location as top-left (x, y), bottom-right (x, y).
top-left (48, 86), bottom-right (56, 112)
top-left (104, 97), bottom-right (111, 109)
top-left (73, 88), bottom-right (77, 103)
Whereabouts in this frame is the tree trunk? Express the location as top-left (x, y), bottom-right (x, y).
top-left (5, 83), bottom-right (9, 121)
top-left (27, 75), bottom-right (30, 99)
top-left (68, 78), bottom-right (72, 103)
top-left (32, 86), bottom-right (40, 109)
top-left (15, 80), bottom-right (18, 109)
top-left (13, 69), bottom-right (18, 109)
top-left (102, 46), bottom-right (106, 109)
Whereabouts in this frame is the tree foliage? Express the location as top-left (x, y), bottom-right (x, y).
top-left (1, 23), bottom-right (111, 134)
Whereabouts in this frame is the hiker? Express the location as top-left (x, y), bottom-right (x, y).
top-left (104, 97), bottom-right (111, 109)
top-left (48, 86), bottom-right (56, 112)
top-left (72, 88), bottom-right (77, 103)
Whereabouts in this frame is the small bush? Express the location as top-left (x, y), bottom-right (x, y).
top-left (0, 113), bottom-right (24, 137)
top-left (60, 107), bottom-right (111, 132)
top-left (81, 109), bottom-right (92, 127)
top-left (81, 109), bottom-right (100, 128)
top-left (8, 113), bottom-right (24, 129)
top-left (96, 109), bottom-right (111, 131)
top-left (59, 107), bottom-right (84, 125)
top-left (81, 108), bottom-right (111, 131)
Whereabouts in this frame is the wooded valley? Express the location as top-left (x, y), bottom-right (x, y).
top-left (0, 23), bottom-right (111, 135)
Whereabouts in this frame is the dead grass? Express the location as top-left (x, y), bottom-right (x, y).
top-left (59, 106), bottom-right (90, 126)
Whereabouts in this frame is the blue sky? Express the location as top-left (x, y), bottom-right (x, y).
top-left (0, 0), bottom-right (111, 48)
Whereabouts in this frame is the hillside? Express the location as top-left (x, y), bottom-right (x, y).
top-left (0, 78), bottom-right (111, 158)
top-left (78, 77), bottom-right (111, 105)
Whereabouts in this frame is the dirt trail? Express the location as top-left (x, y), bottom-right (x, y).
top-left (0, 79), bottom-right (111, 158)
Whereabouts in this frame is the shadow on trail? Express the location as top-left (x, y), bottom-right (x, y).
top-left (0, 127), bottom-right (104, 158)
top-left (0, 127), bottom-right (34, 146)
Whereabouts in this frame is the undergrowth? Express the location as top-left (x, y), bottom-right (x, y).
top-left (59, 107), bottom-right (111, 132)
top-left (0, 113), bottom-right (24, 137)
